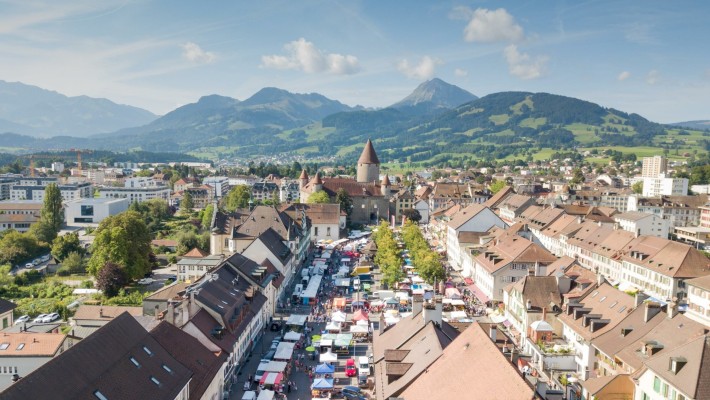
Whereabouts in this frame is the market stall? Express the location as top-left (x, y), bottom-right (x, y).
top-left (315, 363), bottom-right (335, 375)
top-left (273, 342), bottom-right (295, 361)
top-left (333, 297), bottom-right (347, 310)
top-left (286, 314), bottom-right (308, 331)
top-left (259, 372), bottom-right (283, 389)
top-left (445, 287), bottom-right (462, 299)
top-left (300, 274), bottom-right (324, 305)
top-left (263, 361), bottom-right (288, 374)
top-left (331, 310), bottom-right (347, 323)
top-left (283, 330), bottom-right (302, 342)
top-left (352, 309), bottom-right (369, 322)
top-left (256, 390), bottom-right (274, 400)
top-left (311, 378), bottom-right (335, 399)
top-left (325, 321), bottom-right (342, 333)
top-left (319, 350), bottom-right (338, 363)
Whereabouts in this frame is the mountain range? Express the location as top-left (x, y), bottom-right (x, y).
top-left (0, 80), bottom-right (157, 137)
top-left (0, 78), bottom-right (706, 164)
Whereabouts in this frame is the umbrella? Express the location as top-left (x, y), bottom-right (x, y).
top-left (311, 335), bottom-right (321, 341)
top-left (315, 363), bottom-right (335, 374)
top-left (306, 346), bottom-right (316, 352)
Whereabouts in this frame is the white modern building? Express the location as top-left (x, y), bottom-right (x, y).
top-left (10, 180), bottom-right (92, 202)
top-left (642, 175), bottom-right (689, 197)
top-left (65, 197), bottom-right (130, 227)
top-left (202, 176), bottom-right (230, 198)
top-left (614, 211), bottom-right (669, 238)
top-left (98, 185), bottom-right (171, 203)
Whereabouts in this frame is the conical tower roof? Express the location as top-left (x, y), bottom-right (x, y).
top-left (299, 169), bottom-right (309, 180)
top-left (381, 174), bottom-right (391, 186)
top-left (311, 171), bottom-right (323, 185)
top-left (357, 139), bottom-right (380, 164)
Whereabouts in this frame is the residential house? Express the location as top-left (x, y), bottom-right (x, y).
top-left (372, 297), bottom-right (460, 400)
top-left (498, 194), bottom-right (536, 225)
top-left (446, 204), bottom-right (507, 271)
top-left (614, 211), bottom-right (669, 238)
top-left (0, 332), bottom-right (68, 391)
top-left (503, 275), bottom-right (562, 346)
top-left (0, 200), bottom-right (41, 233)
top-left (556, 283), bottom-right (636, 380)
top-left (174, 177), bottom-right (199, 193)
top-left (143, 282), bottom-right (189, 316)
top-left (241, 228), bottom-right (294, 291)
top-left (391, 188), bottom-right (416, 223)
top-left (413, 198), bottom-right (430, 224)
top-left (224, 252), bottom-right (283, 320)
top-left (0, 298), bottom-right (16, 329)
top-left (0, 313), bottom-right (192, 400)
top-left (151, 321), bottom-right (228, 400)
top-left (473, 234), bottom-right (557, 301)
top-left (251, 181), bottom-right (279, 203)
top-left (397, 322), bottom-right (534, 400)
top-left (99, 185), bottom-right (171, 203)
top-left (176, 254), bottom-right (224, 283)
top-left (630, 195), bottom-right (707, 228)
top-left (428, 182), bottom-right (488, 212)
top-left (72, 305), bottom-right (143, 328)
top-left (685, 274), bottom-right (710, 327)
top-left (280, 203), bottom-right (339, 243)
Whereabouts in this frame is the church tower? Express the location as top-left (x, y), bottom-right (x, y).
top-left (357, 139), bottom-right (380, 183)
top-left (299, 169), bottom-right (309, 191)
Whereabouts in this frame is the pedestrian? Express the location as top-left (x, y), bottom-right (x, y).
top-left (287, 381), bottom-right (292, 393)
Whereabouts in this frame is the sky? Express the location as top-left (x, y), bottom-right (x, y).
top-left (0, 0), bottom-right (708, 123)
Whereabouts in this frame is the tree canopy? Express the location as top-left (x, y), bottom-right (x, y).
top-left (307, 190), bottom-right (331, 204)
top-left (29, 183), bottom-right (64, 243)
top-left (51, 232), bottom-right (85, 261)
top-left (224, 185), bottom-right (251, 211)
top-left (401, 221), bottom-right (445, 284)
top-left (87, 211), bottom-right (152, 280)
top-left (335, 188), bottom-right (353, 219)
top-left (181, 190), bottom-right (194, 213)
top-left (373, 221), bottom-right (404, 288)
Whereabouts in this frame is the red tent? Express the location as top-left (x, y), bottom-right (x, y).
top-left (259, 372), bottom-right (283, 386)
top-left (352, 309), bottom-right (369, 322)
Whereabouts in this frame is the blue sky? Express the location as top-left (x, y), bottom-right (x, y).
top-left (0, 0), bottom-right (708, 123)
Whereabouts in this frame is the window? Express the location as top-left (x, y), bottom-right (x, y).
top-left (80, 205), bottom-right (94, 216)
top-left (653, 376), bottom-right (661, 393)
top-left (314, 227), bottom-right (319, 236)
top-left (326, 227), bottom-right (331, 236)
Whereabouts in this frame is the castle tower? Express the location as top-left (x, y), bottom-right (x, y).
top-left (381, 174), bottom-right (391, 198)
top-left (311, 171), bottom-right (323, 192)
top-left (357, 139), bottom-right (380, 183)
top-left (299, 169), bottom-right (309, 191)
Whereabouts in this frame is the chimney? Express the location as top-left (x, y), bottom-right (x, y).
top-left (189, 290), bottom-right (199, 318)
top-left (597, 274), bottom-right (606, 288)
top-left (667, 298), bottom-right (678, 319)
top-left (167, 301), bottom-right (175, 325)
top-left (634, 292), bottom-right (649, 307)
top-left (99, 308), bottom-right (103, 318)
top-left (644, 302), bottom-right (662, 323)
top-left (154, 305), bottom-right (160, 321)
top-left (542, 307), bottom-right (547, 322)
top-left (423, 296), bottom-right (443, 325)
top-left (412, 294), bottom-right (423, 315)
top-left (489, 324), bottom-right (497, 342)
top-left (526, 299), bottom-right (532, 310)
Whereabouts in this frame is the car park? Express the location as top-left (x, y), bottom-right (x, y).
top-left (14, 315), bottom-right (30, 325)
top-left (33, 314), bottom-right (47, 323)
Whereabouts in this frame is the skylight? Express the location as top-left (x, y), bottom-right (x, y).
top-left (618, 306), bottom-right (627, 313)
top-left (143, 346), bottom-right (153, 356)
top-left (94, 390), bottom-right (109, 400)
top-left (0, 343), bottom-right (9, 350)
top-left (130, 357), bottom-right (140, 367)
top-left (150, 376), bottom-right (161, 386)
top-left (162, 364), bottom-right (173, 374)
top-left (16, 343), bottom-right (24, 350)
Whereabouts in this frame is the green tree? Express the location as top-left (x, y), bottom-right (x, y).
top-left (88, 211), bottom-right (152, 280)
top-left (181, 191), bottom-right (194, 214)
top-left (401, 209), bottom-right (421, 224)
top-left (224, 185), bottom-right (252, 211)
top-left (57, 251), bottom-right (86, 276)
top-left (201, 203), bottom-right (214, 230)
top-left (271, 190), bottom-right (281, 206)
top-left (0, 230), bottom-right (45, 266)
top-left (30, 183), bottom-right (64, 243)
top-left (632, 180), bottom-right (643, 194)
top-left (307, 190), bottom-right (330, 204)
top-left (335, 188), bottom-right (353, 219)
top-left (489, 180), bottom-right (506, 194)
top-left (51, 232), bottom-right (85, 261)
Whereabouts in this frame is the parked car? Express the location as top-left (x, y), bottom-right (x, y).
top-left (269, 339), bottom-right (280, 350)
top-left (32, 259), bottom-right (42, 266)
top-left (263, 350), bottom-right (276, 361)
top-left (357, 373), bottom-right (368, 388)
top-left (345, 358), bottom-right (357, 377)
top-left (137, 278), bottom-right (155, 285)
top-left (14, 315), bottom-right (30, 325)
top-left (24, 263), bottom-right (34, 269)
top-left (41, 254), bottom-right (51, 262)
top-left (254, 359), bottom-right (270, 383)
top-left (341, 386), bottom-right (364, 400)
top-left (33, 314), bottom-right (47, 323)
top-left (41, 313), bottom-right (60, 323)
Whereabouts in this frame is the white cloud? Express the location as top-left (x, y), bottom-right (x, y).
top-left (261, 38), bottom-right (360, 75)
top-left (646, 69), bottom-right (660, 85)
top-left (617, 71), bottom-right (631, 81)
top-left (396, 56), bottom-right (442, 80)
top-left (503, 45), bottom-right (547, 80)
top-left (461, 8), bottom-right (524, 43)
top-left (181, 42), bottom-right (215, 64)
top-left (454, 68), bottom-right (468, 77)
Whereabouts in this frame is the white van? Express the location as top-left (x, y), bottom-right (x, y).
top-left (357, 356), bottom-right (370, 376)
top-left (293, 284), bottom-right (303, 296)
top-left (241, 391), bottom-right (257, 400)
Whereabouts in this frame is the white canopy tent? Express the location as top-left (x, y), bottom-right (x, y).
top-left (325, 321), bottom-right (341, 332)
top-left (349, 324), bottom-right (368, 334)
top-left (300, 274), bottom-right (323, 300)
top-left (264, 361), bottom-right (288, 373)
top-left (335, 278), bottom-right (351, 287)
top-left (283, 331), bottom-right (302, 342)
top-left (274, 342), bottom-right (295, 361)
top-left (319, 351), bottom-right (338, 363)
top-left (331, 311), bottom-right (347, 323)
top-left (257, 390), bottom-right (275, 400)
top-left (286, 314), bottom-right (309, 326)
